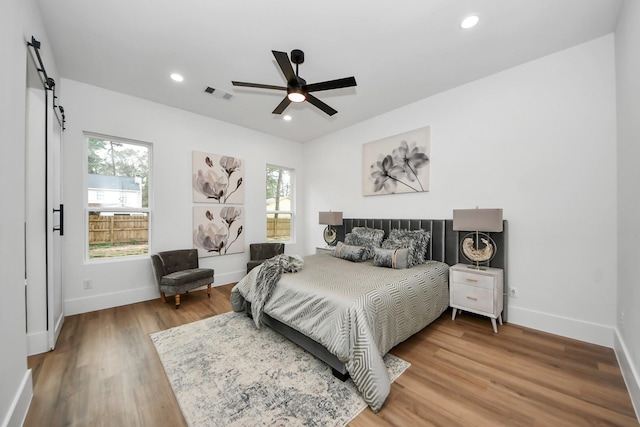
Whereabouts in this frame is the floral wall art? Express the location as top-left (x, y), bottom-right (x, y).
top-left (192, 151), bottom-right (245, 257)
top-left (193, 206), bottom-right (244, 257)
top-left (362, 126), bottom-right (430, 196)
top-left (192, 151), bottom-right (244, 204)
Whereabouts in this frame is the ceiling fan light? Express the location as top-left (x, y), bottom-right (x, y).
top-left (287, 91), bottom-right (306, 103)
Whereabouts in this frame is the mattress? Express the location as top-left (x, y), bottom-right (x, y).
top-left (231, 252), bottom-right (450, 411)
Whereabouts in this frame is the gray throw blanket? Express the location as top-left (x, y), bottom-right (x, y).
top-left (250, 254), bottom-right (304, 327)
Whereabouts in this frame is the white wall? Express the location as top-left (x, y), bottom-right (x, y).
top-left (0, 0), bottom-right (60, 425)
top-left (61, 79), bottom-right (305, 315)
top-left (615, 0), bottom-right (640, 416)
top-left (304, 35), bottom-right (618, 347)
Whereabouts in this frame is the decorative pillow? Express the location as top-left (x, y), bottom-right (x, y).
top-left (373, 247), bottom-right (410, 269)
top-left (344, 233), bottom-right (375, 259)
top-left (344, 227), bottom-right (385, 259)
top-left (381, 229), bottom-right (431, 267)
top-left (332, 241), bottom-right (368, 262)
top-left (350, 227), bottom-right (385, 247)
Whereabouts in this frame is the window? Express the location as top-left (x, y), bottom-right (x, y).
top-left (266, 166), bottom-right (294, 243)
top-left (86, 134), bottom-right (151, 259)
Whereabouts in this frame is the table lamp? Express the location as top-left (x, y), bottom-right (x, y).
top-left (318, 211), bottom-right (343, 246)
top-left (453, 208), bottom-right (503, 269)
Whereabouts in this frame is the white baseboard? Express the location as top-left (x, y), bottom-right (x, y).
top-left (507, 305), bottom-right (614, 347)
top-left (614, 329), bottom-right (640, 422)
top-left (26, 331), bottom-right (49, 357)
top-left (65, 284), bottom-right (158, 316)
top-left (65, 270), bottom-right (245, 315)
top-left (1, 369), bottom-right (32, 427)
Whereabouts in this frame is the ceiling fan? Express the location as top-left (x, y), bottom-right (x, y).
top-left (231, 49), bottom-right (357, 116)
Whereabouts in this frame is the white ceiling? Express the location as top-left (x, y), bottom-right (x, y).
top-left (37, 0), bottom-right (622, 143)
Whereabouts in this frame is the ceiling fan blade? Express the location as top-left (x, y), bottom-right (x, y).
top-left (272, 50), bottom-right (296, 82)
top-left (272, 97), bottom-right (292, 114)
top-left (232, 81), bottom-right (286, 91)
top-left (305, 76), bottom-right (357, 93)
top-left (306, 94), bottom-right (338, 116)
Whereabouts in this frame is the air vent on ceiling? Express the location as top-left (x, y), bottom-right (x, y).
top-left (204, 86), bottom-right (233, 100)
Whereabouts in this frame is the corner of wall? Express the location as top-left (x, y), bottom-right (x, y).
top-left (614, 328), bottom-right (640, 422)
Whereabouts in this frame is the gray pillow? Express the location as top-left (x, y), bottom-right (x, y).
top-left (350, 227), bottom-right (385, 247)
top-left (344, 233), bottom-right (376, 259)
top-left (332, 241), bottom-right (368, 262)
top-left (344, 227), bottom-right (385, 259)
top-left (373, 247), bottom-right (410, 269)
top-left (381, 229), bottom-right (430, 267)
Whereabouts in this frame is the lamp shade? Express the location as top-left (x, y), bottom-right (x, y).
top-left (319, 211), bottom-right (343, 226)
top-left (453, 208), bottom-right (503, 232)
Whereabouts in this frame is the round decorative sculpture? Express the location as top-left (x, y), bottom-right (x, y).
top-left (323, 226), bottom-right (338, 246)
top-left (460, 232), bottom-right (496, 265)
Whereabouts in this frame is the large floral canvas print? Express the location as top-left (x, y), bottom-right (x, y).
top-left (193, 206), bottom-right (244, 257)
top-left (193, 151), bottom-right (244, 204)
top-left (362, 127), bottom-right (430, 196)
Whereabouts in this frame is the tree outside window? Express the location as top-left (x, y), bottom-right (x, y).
top-left (266, 166), bottom-right (293, 242)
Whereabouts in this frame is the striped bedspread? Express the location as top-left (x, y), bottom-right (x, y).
top-left (231, 253), bottom-right (450, 412)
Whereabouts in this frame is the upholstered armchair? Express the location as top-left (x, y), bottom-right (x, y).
top-left (246, 243), bottom-right (285, 273)
top-left (151, 249), bottom-right (214, 308)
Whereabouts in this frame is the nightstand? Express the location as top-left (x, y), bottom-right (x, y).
top-left (450, 263), bottom-right (504, 333)
top-left (315, 246), bottom-right (334, 255)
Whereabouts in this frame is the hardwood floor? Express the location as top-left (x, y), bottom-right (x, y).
top-left (25, 284), bottom-right (638, 426)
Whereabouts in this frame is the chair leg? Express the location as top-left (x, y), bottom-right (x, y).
top-left (175, 293), bottom-right (180, 309)
top-left (207, 283), bottom-right (211, 298)
top-left (160, 292), bottom-right (166, 303)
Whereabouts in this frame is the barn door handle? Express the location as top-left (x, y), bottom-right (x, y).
top-left (53, 204), bottom-right (64, 236)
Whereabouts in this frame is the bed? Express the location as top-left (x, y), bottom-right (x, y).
top-left (231, 218), bottom-right (508, 412)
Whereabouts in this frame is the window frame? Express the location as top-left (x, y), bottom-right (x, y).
top-left (266, 164), bottom-right (295, 244)
top-left (84, 132), bottom-right (152, 263)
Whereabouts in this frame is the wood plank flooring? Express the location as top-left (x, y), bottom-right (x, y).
top-left (25, 284), bottom-right (638, 426)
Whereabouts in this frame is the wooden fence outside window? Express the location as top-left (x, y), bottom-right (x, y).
top-left (88, 215), bottom-right (289, 246)
top-left (89, 213), bottom-right (148, 245)
top-left (267, 217), bottom-right (291, 240)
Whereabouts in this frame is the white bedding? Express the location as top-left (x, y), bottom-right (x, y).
top-left (231, 253), bottom-right (450, 412)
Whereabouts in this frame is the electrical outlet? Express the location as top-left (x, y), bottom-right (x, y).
top-left (509, 287), bottom-right (517, 298)
top-left (83, 279), bottom-right (93, 290)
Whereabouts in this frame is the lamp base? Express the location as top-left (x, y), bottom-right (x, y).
top-left (323, 226), bottom-right (337, 246)
top-left (466, 264), bottom-right (488, 271)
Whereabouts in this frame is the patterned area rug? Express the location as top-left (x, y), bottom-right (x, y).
top-left (150, 311), bottom-right (410, 427)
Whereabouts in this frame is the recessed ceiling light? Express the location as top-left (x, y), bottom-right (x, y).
top-left (170, 73), bottom-right (184, 82)
top-left (460, 15), bottom-right (479, 29)
top-left (283, 115), bottom-right (292, 121)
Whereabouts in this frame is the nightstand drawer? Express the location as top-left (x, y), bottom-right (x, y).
top-left (451, 269), bottom-right (495, 290)
top-left (451, 284), bottom-right (494, 313)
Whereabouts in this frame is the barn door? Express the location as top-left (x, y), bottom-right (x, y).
top-left (25, 37), bottom-right (65, 354)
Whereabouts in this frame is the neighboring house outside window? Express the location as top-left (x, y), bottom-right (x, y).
top-left (266, 165), bottom-right (294, 243)
top-left (86, 133), bottom-right (151, 260)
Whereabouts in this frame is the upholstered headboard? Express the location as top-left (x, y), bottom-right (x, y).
top-left (336, 218), bottom-right (509, 320)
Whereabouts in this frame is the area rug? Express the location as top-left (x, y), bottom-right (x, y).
top-left (150, 311), bottom-right (410, 427)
